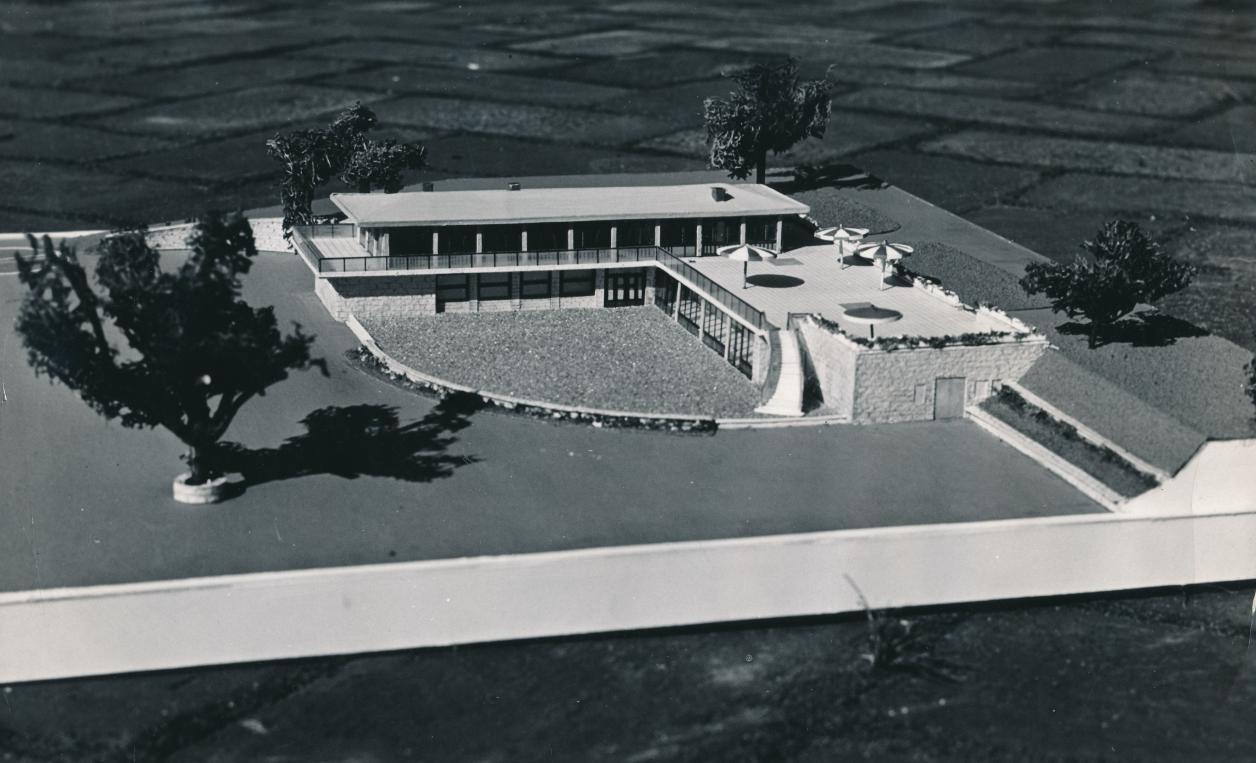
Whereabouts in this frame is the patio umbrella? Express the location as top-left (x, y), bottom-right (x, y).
top-left (718, 243), bottom-right (778, 289)
top-left (854, 240), bottom-right (913, 290)
top-left (842, 304), bottom-right (903, 339)
top-left (815, 225), bottom-right (871, 267)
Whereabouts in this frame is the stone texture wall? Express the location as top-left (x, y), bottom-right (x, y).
top-left (318, 275), bottom-right (437, 323)
top-left (796, 321), bottom-right (858, 418)
top-left (146, 217), bottom-right (286, 252)
top-left (851, 340), bottom-right (1048, 424)
top-left (796, 318), bottom-right (1047, 423)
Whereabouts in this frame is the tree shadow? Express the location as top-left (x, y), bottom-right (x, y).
top-left (747, 273), bottom-right (805, 288)
top-left (1057, 312), bottom-right (1210, 348)
top-left (774, 162), bottom-right (887, 193)
top-left (216, 394), bottom-right (483, 489)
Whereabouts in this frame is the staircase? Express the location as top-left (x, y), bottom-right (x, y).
top-left (755, 329), bottom-right (805, 417)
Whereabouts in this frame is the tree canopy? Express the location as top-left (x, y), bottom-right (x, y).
top-left (703, 57), bottom-right (832, 184)
top-left (266, 103), bottom-right (428, 238)
top-left (15, 213), bottom-right (325, 483)
top-left (1019, 220), bottom-right (1196, 348)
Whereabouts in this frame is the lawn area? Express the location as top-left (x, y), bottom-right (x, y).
top-left (981, 387), bottom-right (1158, 498)
top-left (362, 306), bottom-right (762, 418)
top-left (793, 186), bottom-right (901, 235)
top-left (883, 240), bottom-right (1256, 460)
top-left (901, 241), bottom-right (1047, 311)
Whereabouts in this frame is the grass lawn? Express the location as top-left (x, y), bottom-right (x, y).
top-left (981, 387), bottom-right (1158, 498)
top-left (887, 241), bottom-right (1256, 455)
top-left (363, 306), bottom-right (762, 418)
top-left (793, 186), bottom-right (901, 235)
top-left (900, 241), bottom-right (1047, 311)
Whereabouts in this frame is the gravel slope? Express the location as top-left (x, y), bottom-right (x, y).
top-left (364, 306), bottom-right (761, 418)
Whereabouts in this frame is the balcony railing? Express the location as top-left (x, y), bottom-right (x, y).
top-left (294, 227), bottom-right (772, 332)
top-left (316, 245), bottom-right (663, 273)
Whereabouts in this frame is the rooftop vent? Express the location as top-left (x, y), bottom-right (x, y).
top-left (711, 186), bottom-right (729, 202)
top-left (508, 181), bottom-right (521, 191)
top-left (422, 182), bottom-right (434, 192)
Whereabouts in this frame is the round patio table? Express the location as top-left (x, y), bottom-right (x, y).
top-left (842, 305), bottom-right (903, 339)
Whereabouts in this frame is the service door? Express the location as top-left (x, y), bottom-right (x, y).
top-left (934, 377), bottom-right (967, 420)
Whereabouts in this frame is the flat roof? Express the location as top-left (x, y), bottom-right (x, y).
top-left (330, 183), bottom-right (810, 227)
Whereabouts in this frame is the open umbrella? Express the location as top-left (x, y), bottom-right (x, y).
top-left (854, 241), bottom-right (913, 290)
top-left (842, 303), bottom-right (903, 339)
top-left (816, 225), bottom-right (871, 267)
top-left (718, 243), bottom-right (778, 289)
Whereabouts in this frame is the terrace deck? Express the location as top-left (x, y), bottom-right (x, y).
top-left (686, 244), bottom-right (1014, 338)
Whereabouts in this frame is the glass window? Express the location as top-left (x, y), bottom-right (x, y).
top-left (477, 273), bottom-right (511, 301)
top-left (529, 223), bottom-right (569, 252)
top-left (481, 225), bottom-right (522, 253)
top-left (435, 275), bottom-right (469, 302)
top-left (559, 269), bottom-right (596, 297)
top-left (439, 226), bottom-right (477, 254)
top-left (520, 271), bottom-right (551, 299)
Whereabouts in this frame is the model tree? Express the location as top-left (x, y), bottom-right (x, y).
top-left (14, 213), bottom-right (324, 497)
top-left (1020, 220), bottom-right (1195, 348)
top-left (703, 57), bottom-right (832, 185)
top-left (266, 102), bottom-right (427, 238)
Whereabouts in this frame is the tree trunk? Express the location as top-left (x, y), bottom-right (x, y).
top-left (755, 147), bottom-right (767, 185)
top-left (185, 443), bottom-right (217, 485)
top-left (1088, 321), bottom-right (1099, 349)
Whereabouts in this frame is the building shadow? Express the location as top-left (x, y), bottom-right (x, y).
top-left (747, 274), bottom-right (805, 288)
top-left (215, 394), bottom-right (483, 489)
top-left (1057, 312), bottom-right (1210, 348)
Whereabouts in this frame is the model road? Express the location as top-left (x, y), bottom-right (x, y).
top-left (0, 253), bottom-right (1099, 592)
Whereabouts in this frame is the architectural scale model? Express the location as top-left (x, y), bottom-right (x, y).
top-left (294, 181), bottom-right (1045, 422)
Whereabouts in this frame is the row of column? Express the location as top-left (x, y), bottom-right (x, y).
top-left (360, 218), bottom-right (785, 256)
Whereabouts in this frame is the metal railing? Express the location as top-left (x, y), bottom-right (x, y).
top-left (316, 245), bottom-right (662, 273)
top-left (299, 223), bottom-right (355, 238)
top-left (296, 228), bottom-right (772, 332)
top-left (653, 249), bottom-right (772, 332)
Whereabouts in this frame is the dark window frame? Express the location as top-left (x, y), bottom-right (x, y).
top-left (559, 269), bottom-right (596, 297)
top-left (477, 272), bottom-right (511, 301)
top-left (520, 270), bottom-right (551, 299)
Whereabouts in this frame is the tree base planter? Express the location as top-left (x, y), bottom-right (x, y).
top-left (172, 473), bottom-right (233, 504)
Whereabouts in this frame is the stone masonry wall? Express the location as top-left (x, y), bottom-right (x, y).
top-left (146, 217), bottom-right (286, 252)
top-left (851, 339), bottom-right (1048, 424)
top-left (796, 321), bottom-right (858, 418)
top-left (319, 275), bottom-right (437, 323)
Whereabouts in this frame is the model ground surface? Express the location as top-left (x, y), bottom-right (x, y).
top-left (0, 252), bottom-right (1098, 592)
top-left (5, 584), bottom-right (1255, 762)
top-left (4, 1), bottom-right (1256, 759)
top-left (363, 307), bottom-right (762, 417)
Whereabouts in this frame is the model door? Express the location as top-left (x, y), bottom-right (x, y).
top-left (934, 377), bottom-right (966, 420)
top-left (604, 271), bottom-right (645, 307)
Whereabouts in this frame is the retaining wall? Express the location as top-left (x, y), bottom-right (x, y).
top-left (795, 318), bottom-right (1047, 423)
top-left (146, 217), bottom-right (286, 253)
top-left (852, 339), bottom-right (1047, 423)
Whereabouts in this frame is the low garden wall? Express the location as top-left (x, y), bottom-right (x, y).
top-left (146, 217), bottom-right (287, 253)
top-left (5, 505), bottom-right (1256, 683)
top-left (795, 315), bottom-right (1047, 423)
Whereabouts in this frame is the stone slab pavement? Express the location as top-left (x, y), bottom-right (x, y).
top-left (2, 0), bottom-right (1252, 348)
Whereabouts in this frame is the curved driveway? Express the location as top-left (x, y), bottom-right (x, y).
top-left (0, 254), bottom-right (1098, 592)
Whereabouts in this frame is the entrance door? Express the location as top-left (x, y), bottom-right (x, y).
top-left (604, 270), bottom-right (645, 307)
top-left (934, 377), bottom-right (966, 420)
